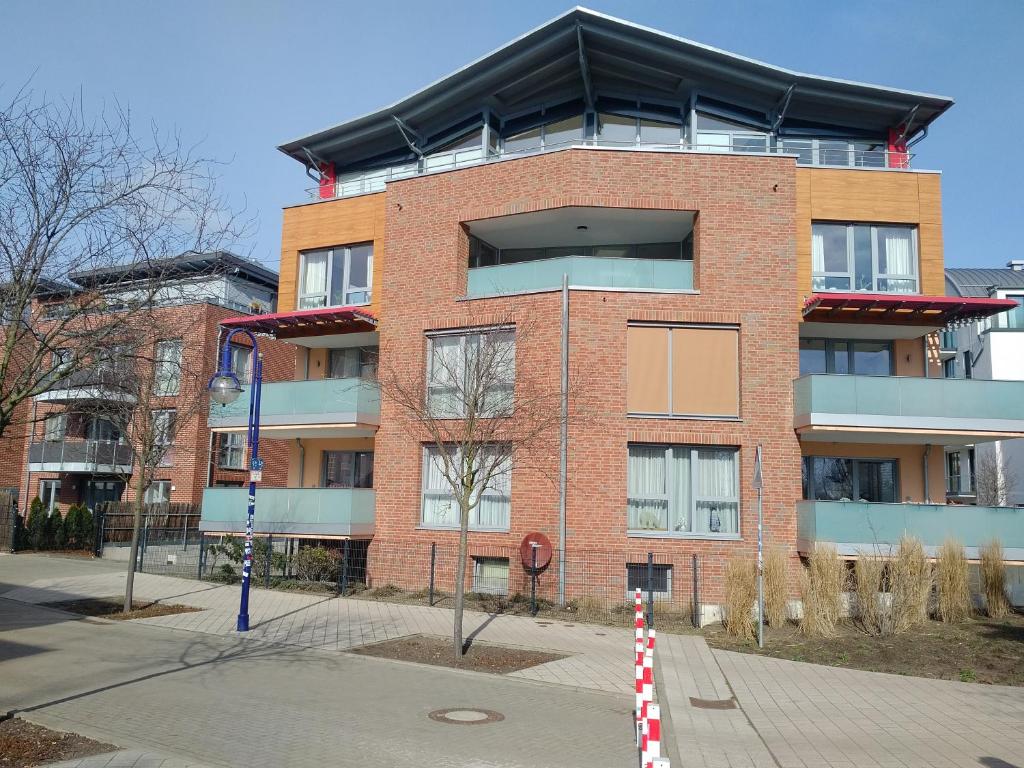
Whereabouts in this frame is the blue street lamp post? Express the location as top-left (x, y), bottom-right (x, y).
top-left (208, 329), bottom-right (263, 632)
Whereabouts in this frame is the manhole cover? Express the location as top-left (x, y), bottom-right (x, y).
top-left (689, 697), bottom-right (737, 710)
top-left (428, 708), bottom-right (505, 725)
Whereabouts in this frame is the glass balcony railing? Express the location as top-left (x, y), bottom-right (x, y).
top-left (208, 378), bottom-right (380, 430)
top-left (794, 374), bottom-right (1024, 431)
top-left (466, 255), bottom-right (693, 297)
top-left (199, 487), bottom-right (375, 537)
top-left (797, 500), bottom-right (1024, 557)
top-left (28, 439), bottom-right (133, 472)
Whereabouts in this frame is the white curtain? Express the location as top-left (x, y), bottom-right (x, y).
top-left (696, 449), bottom-right (738, 534)
top-left (628, 446), bottom-right (668, 530)
top-left (427, 336), bottom-right (463, 416)
top-left (811, 230), bottom-right (826, 273)
top-left (670, 449), bottom-right (691, 532)
top-left (880, 228), bottom-right (914, 275)
top-left (475, 451), bottom-right (510, 529)
top-left (301, 251), bottom-right (328, 297)
top-left (421, 447), bottom-right (456, 526)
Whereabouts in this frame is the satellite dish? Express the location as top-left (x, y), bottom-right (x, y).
top-left (519, 532), bottom-right (552, 571)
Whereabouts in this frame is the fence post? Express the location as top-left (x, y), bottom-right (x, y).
top-left (692, 553), bottom-right (701, 629)
top-left (264, 534), bottom-right (272, 589)
top-left (530, 544), bottom-right (538, 616)
top-left (197, 532), bottom-right (206, 580)
top-left (181, 513), bottom-right (188, 551)
top-left (94, 507), bottom-right (105, 558)
top-left (137, 518), bottom-right (149, 573)
top-left (428, 542), bottom-right (436, 606)
top-left (338, 539), bottom-right (350, 595)
top-left (646, 551), bottom-right (654, 629)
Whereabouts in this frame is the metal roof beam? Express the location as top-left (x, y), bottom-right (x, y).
top-left (771, 84), bottom-right (796, 132)
top-left (391, 115), bottom-right (424, 157)
top-left (893, 104), bottom-right (920, 144)
top-left (576, 24), bottom-right (595, 110)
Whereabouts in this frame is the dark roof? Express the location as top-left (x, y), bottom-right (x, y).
top-left (70, 251), bottom-right (279, 291)
top-left (279, 6), bottom-right (953, 169)
top-left (945, 267), bottom-right (1024, 298)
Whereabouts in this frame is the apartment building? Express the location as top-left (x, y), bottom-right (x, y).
top-left (200, 8), bottom-right (1024, 603)
top-left (944, 263), bottom-right (1024, 507)
top-left (16, 251), bottom-right (289, 514)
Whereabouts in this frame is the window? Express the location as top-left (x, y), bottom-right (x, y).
top-left (229, 344), bottom-right (252, 384)
top-left (52, 348), bottom-right (73, 371)
top-left (596, 113), bottom-right (682, 147)
top-left (963, 351), bottom-right (973, 379)
top-left (472, 557), bottom-right (509, 595)
top-left (943, 357), bottom-right (957, 379)
top-left (694, 113), bottom-right (767, 153)
top-left (802, 456), bottom-right (898, 503)
top-left (997, 295), bottom-right (1024, 329)
top-left (467, 237), bottom-right (689, 268)
top-left (426, 329), bottom-right (515, 418)
top-left (298, 243), bottom-right (373, 309)
top-left (627, 444), bottom-right (739, 536)
top-left (153, 340), bottom-right (183, 396)
top-left (86, 417), bottom-right (121, 442)
top-left (39, 479), bottom-right (60, 514)
top-left (627, 563), bottom-right (673, 599)
top-left (322, 450), bottom-right (374, 488)
top-left (798, 339), bottom-right (893, 376)
top-left (218, 432), bottom-right (246, 469)
top-left (144, 481), bottom-right (171, 504)
top-left (151, 409), bottom-right (176, 447)
top-left (812, 223), bottom-right (918, 294)
top-left (781, 138), bottom-right (889, 167)
top-left (626, 324), bottom-right (739, 418)
top-left (43, 413), bottom-right (67, 442)
top-left (421, 445), bottom-right (511, 530)
top-left (327, 347), bottom-right (379, 380)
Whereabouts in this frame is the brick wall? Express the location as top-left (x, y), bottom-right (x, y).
top-left (371, 148), bottom-right (802, 602)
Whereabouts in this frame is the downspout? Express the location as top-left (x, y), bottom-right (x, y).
top-left (205, 429), bottom-right (215, 488)
top-left (22, 399), bottom-right (37, 511)
top-left (923, 444), bottom-right (932, 504)
top-left (558, 274), bottom-right (569, 606)
top-left (297, 438), bottom-right (305, 488)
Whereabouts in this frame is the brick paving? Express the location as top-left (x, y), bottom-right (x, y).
top-left (45, 750), bottom-right (214, 768)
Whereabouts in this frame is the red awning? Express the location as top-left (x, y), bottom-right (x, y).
top-left (219, 306), bottom-right (377, 340)
top-left (802, 293), bottom-right (1018, 326)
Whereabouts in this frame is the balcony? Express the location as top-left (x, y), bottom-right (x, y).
top-left (28, 439), bottom-right (133, 474)
top-left (466, 255), bottom-right (694, 297)
top-left (199, 487), bottom-right (375, 538)
top-left (36, 368), bottom-right (136, 404)
top-left (208, 378), bottom-right (380, 438)
top-left (793, 374), bottom-right (1024, 443)
top-left (797, 500), bottom-right (1024, 560)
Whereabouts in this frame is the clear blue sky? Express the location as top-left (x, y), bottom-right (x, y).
top-left (3, 0), bottom-right (1021, 273)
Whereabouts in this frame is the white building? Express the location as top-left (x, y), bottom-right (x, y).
top-left (945, 262), bottom-right (1024, 506)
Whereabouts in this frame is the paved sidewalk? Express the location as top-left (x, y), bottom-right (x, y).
top-left (45, 750), bottom-right (215, 767)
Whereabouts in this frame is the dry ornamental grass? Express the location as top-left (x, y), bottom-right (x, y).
top-left (980, 540), bottom-right (1011, 619)
top-left (934, 539), bottom-right (972, 624)
top-left (799, 545), bottom-right (844, 637)
top-left (763, 547), bottom-right (789, 627)
top-left (854, 553), bottom-right (885, 635)
top-left (724, 558), bottom-right (757, 641)
top-left (890, 537), bottom-right (932, 633)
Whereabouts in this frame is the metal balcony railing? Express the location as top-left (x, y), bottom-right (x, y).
top-left (28, 439), bottom-right (133, 472)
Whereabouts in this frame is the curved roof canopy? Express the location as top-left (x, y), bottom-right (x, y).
top-left (280, 6), bottom-right (952, 171)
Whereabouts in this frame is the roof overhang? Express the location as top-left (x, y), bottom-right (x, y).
top-left (220, 306), bottom-right (377, 340)
top-left (802, 293), bottom-right (1018, 327)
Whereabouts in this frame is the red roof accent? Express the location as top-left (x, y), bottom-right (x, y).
top-left (219, 306), bottom-right (377, 339)
top-left (802, 292), bottom-right (1017, 326)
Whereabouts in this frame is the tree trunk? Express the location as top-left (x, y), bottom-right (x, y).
top-left (123, 478), bottom-right (146, 613)
top-left (452, 499), bottom-right (470, 659)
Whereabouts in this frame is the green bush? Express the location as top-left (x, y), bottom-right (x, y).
top-left (60, 504), bottom-right (94, 550)
top-left (293, 546), bottom-right (337, 582)
top-left (26, 496), bottom-right (46, 550)
top-left (50, 506), bottom-right (67, 549)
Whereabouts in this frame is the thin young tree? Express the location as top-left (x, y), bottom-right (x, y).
top-left (974, 449), bottom-right (1017, 507)
top-left (0, 86), bottom-right (245, 443)
top-left (378, 313), bottom-right (576, 658)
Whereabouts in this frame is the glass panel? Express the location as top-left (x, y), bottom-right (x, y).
top-left (852, 341), bottom-right (891, 375)
top-left (696, 132), bottom-right (731, 151)
top-left (696, 449), bottom-right (738, 534)
top-left (427, 335), bottom-right (463, 417)
top-left (473, 558), bottom-right (509, 595)
top-left (670, 448), bottom-right (691, 533)
top-left (545, 116), bottom-right (584, 147)
top-left (693, 113), bottom-right (756, 131)
top-left (301, 250), bottom-right (329, 300)
top-left (781, 139), bottom-right (813, 164)
top-left (1004, 296), bottom-right (1024, 329)
top-left (819, 140), bottom-right (850, 166)
top-left (853, 142), bottom-right (886, 168)
top-left (500, 248), bottom-right (545, 264)
top-left (626, 563), bottom-right (671, 596)
top-left (327, 348), bottom-right (360, 379)
top-left (810, 457), bottom-right (853, 501)
top-left (856, 460), bottom-right (897, 503)
top-left (637, 242), bottom-right (681, 260)
top-left (877, 227), bottom-right (916, 286)
top-left (154, 341), bottom-right (182, 396)
top-left (832, 341), bottom-right (851, 374)
top-left (329, 248), bottom-right (345, 306)
top-left (347, 244), bottom-right (372, 290)
top-left (597, 114), bottom-right (636, 145)
top-left (323, 451), bottom-right (355, 488)
top-left (813, 275), bottom-right (851, 291)
top-left (799, 339), bottom-right (827, 375)
top-left (733, 135), bottom-right (767, 153)
top-left (504, 127), bottom-right (542, 154)
top-left (593, 245), bottom-right (633, 259)
top-left (815, 223), bottom-right (849, 273)
top-left (627, 445), bottom-right (668, 531)
top-left (639, 119), bottom-right (680, 145)
top-left (852, 225), bottom-right (873, 291)
top-left (355, 452), bottom-right (374, 489)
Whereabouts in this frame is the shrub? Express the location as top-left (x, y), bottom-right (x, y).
top-left (51, 506), bottom-right (67, 549)
top-left (799, 545), bottom-right (844, 637)
top-left (723, 558), bottom-right (757, 641)
top-left (251, 538), bottom-right (286, 580)
top-left (980, 540), bottom-right (1010, 619)
top-left (63, 504), bottom-right (95, 551)
top-left (890, 536), bottom-right (932, 633)
top-left (293, 546), bottom-right (337, 582)
top-left (934, 539), bottom-right (972, 623)
top-left (26, 496), bottom-right (46, 550)
top-left (854, 553), bottom-right (885, 635)
top-left (763, 547), bottom-right (788, 627)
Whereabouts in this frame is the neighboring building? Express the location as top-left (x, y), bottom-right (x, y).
top-left (201, 8), bottom-right (1024, 607)
top-left (9, 251), bottom-right (290, 515)
top-left (944, 262), bottom-right (1024, 506)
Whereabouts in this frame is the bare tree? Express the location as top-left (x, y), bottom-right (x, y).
top-left (974, 448), bottom-right (1017, 507)
top-left (0, 86), bottom-right (246, 442)
top-left (379, 313), bottom-right (578, 658)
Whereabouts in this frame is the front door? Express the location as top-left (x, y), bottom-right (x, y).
top-left (82, 479), bottom-right (125, 511)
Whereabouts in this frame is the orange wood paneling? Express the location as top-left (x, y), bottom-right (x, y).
top-left (626, 326), bottom-right (669, 413)
top-left (671, 327), bottom-right (739, 417)
top-left (279, 193), bottom-right (387, 315)
top-left (894, 338), bottom-right (925, 377)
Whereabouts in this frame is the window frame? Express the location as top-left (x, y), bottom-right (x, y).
top-left (321, 450), bottom-right (374, 489)
top-left (151, 408), bottom-right (176, 448)
top-left (153, 339), bottom-right (183, 396)
top-left (419, 444), bottom-right (511, 532)
top-left (218, 432), bottom-right (246, 470)
top-left (802, 455), bottom-right (901, 503)
top-left (472, 556), bottom-right (510, 596)
top-left (811, 222), bottom-right (919, 294)
top-left (144, 480), bottom-right (172, 504)
top-left (799, 338), bottom-right (894, 376)
top-left (626, 562), bottom-right (673, 599)
top-left (425, 327), bottom-right (515, 419)
top-left (43, 413), bottom-right (67, 442)
top-left (39, 479), bottom-right (61, 514)
top-left (297, 243), bottom-right (373, 310)
top-left (626, 443), bottom-right (741, 540)
top-left (326, 346), bottom-right (379, 380)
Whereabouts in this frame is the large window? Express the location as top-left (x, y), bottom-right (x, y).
top-left (780, 138), bottom-right (888, 168)
top-left (151, 409), bottom-right (176, 448)
top-left (43, 413), bottom-right (67, 442)
top-left (472, 557), bottom-right (510, 596)
top-left (322, 450), bottom-right (374, 489)
top-left (812, 223), bottom-right (918, 293)
top-left (426, 328), bottom-right (514, 418)
top-left (298, 243), bottom-right (373, 309)
top-left (86, 417), bottom-right (121, 443)
top-left (504, 115), bottom-right (584, 154)
top-left (153, 340), bottom-right (182, 396)
top-left (327, 347), bottom-right (379, 380)
top-left (468, 237), bottom-right (691, 268)
top-left (694, 113), bottom-right (767, 153)
top-left (144, 481), bottom-right (171, 504)
top-left (627, 324), bottom-right (739, 418)
top-left (799, 339), bottom-right (893, 376)
top-left (420, 445), bottom-right (510, 530)
top-left (596, 113), bottom-right (681, 147)
top-left (627, 444), bottom-right (739, 537)
top-left (627, 562), bottom-right (673, 599)
top-left (802, 456), bottom-right (898, 503)
top-left (228, 344), bottom-right (252, 384)
top-left (39, 479), bottom-right (60, 514)
top-left (996, 295), bottom-right (1024, 330)
top-left (218, 432), bottom-right (246, 469)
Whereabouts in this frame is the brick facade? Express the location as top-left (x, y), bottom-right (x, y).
top-left (370, 149), bottom-right (803, 602)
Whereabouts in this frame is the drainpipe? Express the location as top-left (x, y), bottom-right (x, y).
top-left (558, 274), bottom-right (569, 606)
top-left (297, 438), bottom-right (305, 488)
top-left (22, 399), bottom-right (37, 512)
top-left (923, 444), bottom-right (932, 504)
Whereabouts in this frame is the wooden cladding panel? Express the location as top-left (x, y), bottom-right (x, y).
top-left (278, 193), bottom-right (387, 315)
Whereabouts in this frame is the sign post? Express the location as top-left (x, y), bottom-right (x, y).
top-left (753, 445), bottom-right (764, 649)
